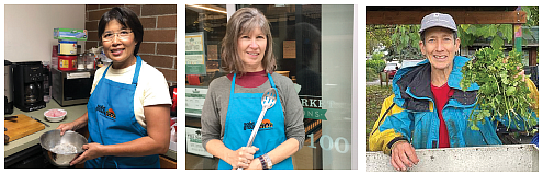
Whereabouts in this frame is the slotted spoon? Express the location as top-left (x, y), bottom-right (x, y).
top-left (237, 88), bottom-right (277, 170)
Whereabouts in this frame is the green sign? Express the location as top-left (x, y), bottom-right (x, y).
top-left (185, 88), bottom-right (207, 117)
top-left (185, 64), bottom-right (206, 74)
top-left (185, 51), bottom-right (204, 55)
top-left (185, 108), bottom-right (202, 114)
top-left (303, 108), bottom-right (327, 120)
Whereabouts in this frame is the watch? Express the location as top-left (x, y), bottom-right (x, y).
top-left (258, 155), bottom-right (268, 170)
top-left (262, 154), bottom-right (272, 170)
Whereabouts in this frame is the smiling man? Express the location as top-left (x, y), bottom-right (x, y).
top-left (369, 12), bottom-right (502, 171)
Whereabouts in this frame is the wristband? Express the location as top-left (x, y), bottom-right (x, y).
top-left (258, 156), bottom-right (268, 170)
top-left (387, 137), bottom-right (408, 149)
top-left (263, 154), bottom-right (272, 170)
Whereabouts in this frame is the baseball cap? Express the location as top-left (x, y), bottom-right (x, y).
top-left (419, 12), bottom-right (457, 33)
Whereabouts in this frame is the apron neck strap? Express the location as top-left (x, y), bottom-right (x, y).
top-left (103, 63), bottom-right (111, 77)
top-left (267, 73), bottom-right (276, 88)
top-left (231, 72), bottom-right (237, 94)
top-left (132, 56), bottom-right (142, 85)
top-left (231, 72), bottom-right (275, 94)
top-left (102, 56), bottom-right (142, 85)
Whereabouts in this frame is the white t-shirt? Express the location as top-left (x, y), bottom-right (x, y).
top-left (90, 60), bottom-right (172, 128)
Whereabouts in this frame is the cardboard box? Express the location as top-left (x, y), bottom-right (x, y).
top-left (54, 28), bottom-right (88, 41)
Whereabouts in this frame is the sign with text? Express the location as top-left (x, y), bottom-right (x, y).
top-left (283, 41), bottom-right (296, 59)
top-left (186, 127), bottom-right (213, 158)
top-left (185, 32), bottom-right (206, 74)
top-left (185, 55), bottom-right (206, 74)
top-left (300, 95), bottom-right (327, 120)
top-left (185, 88), bottom-right (207, 116)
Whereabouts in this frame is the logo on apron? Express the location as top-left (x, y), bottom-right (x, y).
top-left (94, 104), bottom-right (116, 120)
top-left (243, 119), bottom-right (273, 131)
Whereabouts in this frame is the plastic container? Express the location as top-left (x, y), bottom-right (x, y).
top-left (58, 40), bottom-right (78, 55)
top-left (90, 47), bottom-right (104, 68)
top-left (58, 55), bottom-right (77, 71)
top-left (77, 54), bottom-right (84, 70)
top-left (99, 48), bottom-right (111, 67)
top-left (86, 53), bottom-right (95, 70)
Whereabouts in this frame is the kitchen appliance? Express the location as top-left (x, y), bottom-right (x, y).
top-left (4, 144), bottom-right (57, 168)
top-left (12, 61), bottom-right (46, 112)
top-left (4, 60), bottom-right (14, 114)
top-left (51, 68), bottom-right (94, 106)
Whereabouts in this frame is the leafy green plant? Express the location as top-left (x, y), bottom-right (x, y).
top-left (366, 51), bottom-right (386, 74)
top-left (460, 47), bottom-right (537, 131)
top-left (366, 59), bottom-right (385, 74)
top-left (371, 51), bottom-right (385, 60)
top-left (366, 67), bottom-right (378, 82)
top-left (458, 24), bottom-right (512, 50)
top-left (366, 24), bottom-right (394, 55)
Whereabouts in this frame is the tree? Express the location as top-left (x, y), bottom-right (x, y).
top-left (366, 7), bottom-right (539, 61)
top-left (366, 24), bottom-right (394, 55)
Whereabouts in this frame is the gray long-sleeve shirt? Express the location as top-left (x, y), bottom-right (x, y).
top-left (201, 72), bottom-right (305, 151)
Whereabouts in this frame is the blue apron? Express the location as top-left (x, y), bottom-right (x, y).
top-left (217, 73), bottom-right (293, 170)
top-left (85, 56), bottom-right (160, 168)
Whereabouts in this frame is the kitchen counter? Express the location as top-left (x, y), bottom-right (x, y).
top-left (4, 100), bottom-right (177, 161)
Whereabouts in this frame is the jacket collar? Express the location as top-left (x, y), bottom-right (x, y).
top-left (392, 56), bottom-right (479, 109)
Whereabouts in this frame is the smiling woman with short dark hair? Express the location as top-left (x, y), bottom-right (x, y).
top-left (98, 7), bottom-right (144, 57)
top-left (56, 7), bottom-right (172, 169)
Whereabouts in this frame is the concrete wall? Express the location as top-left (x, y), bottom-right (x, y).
top-left (367, 144), bottom-right (539, 172)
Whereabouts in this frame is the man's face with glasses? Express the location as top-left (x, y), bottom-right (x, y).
top-left (102, 20), bottom-right (137, 68)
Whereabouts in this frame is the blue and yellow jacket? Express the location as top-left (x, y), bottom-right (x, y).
top-left (368, 56), bottom-right (539, 154)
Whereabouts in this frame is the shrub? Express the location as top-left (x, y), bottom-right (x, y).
top-left (366, 59), bottom-right (386, 73)
top-left (366, 67), bottom-right (378, 81)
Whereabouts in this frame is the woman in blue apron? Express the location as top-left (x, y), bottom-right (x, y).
top-left (56, 7), bottom-right (171, 168)
top-left (201, 8), bottom-right (305, 170)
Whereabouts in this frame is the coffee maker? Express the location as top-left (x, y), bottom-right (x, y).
top-left (12, 61), bottom-right (46, 112)
top-left (4, 60), bottom-right (14, 114)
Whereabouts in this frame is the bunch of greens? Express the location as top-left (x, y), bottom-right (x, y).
top-left (460, 47), bottom-right (536, 131)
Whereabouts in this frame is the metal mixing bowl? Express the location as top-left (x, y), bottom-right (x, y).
top-left (39, 129), bottom-right (87, 166)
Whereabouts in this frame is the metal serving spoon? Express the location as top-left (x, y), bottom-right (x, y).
top-left (238, 88), bottom-right (277, 170)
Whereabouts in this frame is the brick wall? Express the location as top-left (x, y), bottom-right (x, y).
top-left (85, 4), bottom-right (177, 85)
